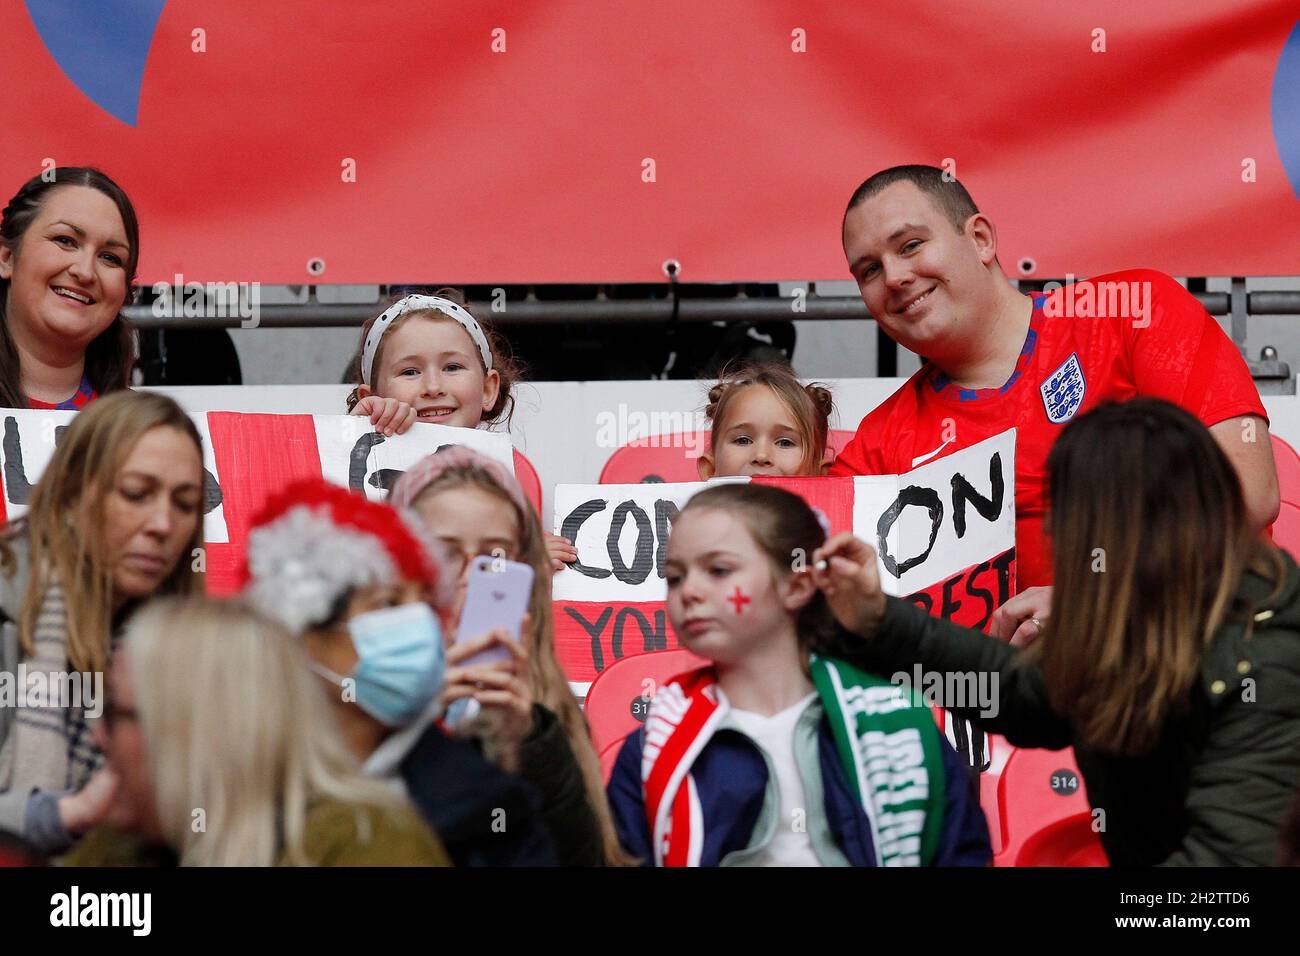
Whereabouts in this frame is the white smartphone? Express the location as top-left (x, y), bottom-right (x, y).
top-left (456, 555), bottom-right (535, 667)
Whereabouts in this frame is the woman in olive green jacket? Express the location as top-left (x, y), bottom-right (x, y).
top-left (811, 399), bottom-right (1300, 867)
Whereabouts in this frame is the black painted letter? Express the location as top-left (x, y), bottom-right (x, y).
top-left (876, 485), bottom-right (943, 577)
top-left (607, 501), bottom-right (653, 585)
top-left (950, 452), bottom-right (1004, 538)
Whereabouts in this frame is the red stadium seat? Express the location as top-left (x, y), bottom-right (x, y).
top-left (598, 429), bottom-right (858, 484)
top-left (980, 767), bottom-right (1004, 856)
top-left (512, 449), bottom-right (543, 516)
top-left (1272, 433), bottom-right (1300, 506)
top-left (1272, 500), bottom-right (1300, 558)
top-left (585, 648), bottom-right (708, 760)
top-left (994, 746), bottom-right (1107, 867)
top-left (598, 433), bottom-right (702, 484)
top-left (827, 429), bottom-right (855, 456)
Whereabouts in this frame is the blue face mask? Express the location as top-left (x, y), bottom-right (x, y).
top-left (312, 602), bottom-right (445, 728)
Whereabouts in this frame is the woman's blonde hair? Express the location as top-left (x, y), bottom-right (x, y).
top-left (1032, 399), bottom-right (1285, 756)
top-left (1, 390), bottom-right (205, 674)
top-left (408, 463), bottom-right (634, 865)
top-left (123, 595), bottom-right (408, 866)
top-left (705, 361), bottom-right (834, 475)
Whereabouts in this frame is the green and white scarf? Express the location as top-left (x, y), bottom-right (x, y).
top-left (809, 654), bottom-right (946, 866)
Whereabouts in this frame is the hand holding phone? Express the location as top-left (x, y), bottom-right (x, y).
top-left (455, 555), bottom-right (534, 667)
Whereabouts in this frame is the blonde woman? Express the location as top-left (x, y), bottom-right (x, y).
top-left (390, 446), bottom-right (632, 866)
top-left (65, 596), bottom-right (447, 866)
top-left (0, 390), bottom-right (204, 856)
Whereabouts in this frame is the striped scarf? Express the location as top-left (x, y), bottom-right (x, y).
top-left (641, 655), bottom-right (946, 866)
top-left (0, 578), bottom-right (103, 798)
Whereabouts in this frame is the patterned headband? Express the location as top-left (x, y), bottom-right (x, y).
top-left (389, 445), bottom-right (530, 516)
top-left (361, 294), bottom-right (493, 387)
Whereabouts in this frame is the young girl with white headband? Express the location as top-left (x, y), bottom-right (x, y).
top-left (348, 290), bottom-right (579, 567)
top-left (347, 288), bottom-right (521, 436)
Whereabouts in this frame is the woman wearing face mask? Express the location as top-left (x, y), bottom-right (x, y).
top-left (0, 168), bottom-right (138, 409)
top-left (63, 596), bottom-right (447, 866)
top-left (0, 390), bottom-right (205, 856)
top-left (241, 479), bottom-right (555, 866)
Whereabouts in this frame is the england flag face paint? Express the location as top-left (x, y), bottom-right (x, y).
top-left (663, 508), bottom-right (792, 666)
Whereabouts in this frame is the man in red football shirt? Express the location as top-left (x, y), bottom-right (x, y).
top-left (832, 165), bottom-right (1279, 640)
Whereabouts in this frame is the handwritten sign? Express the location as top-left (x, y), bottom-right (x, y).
top-left (553, 429), bottom-right (1017, 684)
top-left (0, 409), bottom-right (514, 593)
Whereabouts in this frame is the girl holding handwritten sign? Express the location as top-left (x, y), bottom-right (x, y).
top-left (345, 288), bottom-right (522, 437)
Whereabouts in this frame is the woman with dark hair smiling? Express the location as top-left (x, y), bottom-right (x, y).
top-left (813, 398), bottom-right (1300, 866)
top-left (0, 167), bottom-right (138, 409)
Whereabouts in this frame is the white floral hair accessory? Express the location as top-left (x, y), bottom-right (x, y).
top-left (361, 294), bottom-right (492, 387)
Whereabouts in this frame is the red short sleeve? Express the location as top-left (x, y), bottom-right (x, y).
top-left (1124, 270), bottom-right (1266, 428)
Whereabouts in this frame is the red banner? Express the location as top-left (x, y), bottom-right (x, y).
top-left (2, 1), bottom-right (1298, 283)
top-left (0, 408), bottom-right (516, 595)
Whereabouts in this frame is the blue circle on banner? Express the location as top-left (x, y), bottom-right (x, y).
top-left (25, 0), bottom-right (167, 127)
top-left (1274, 18), bottom-right (1300, 200)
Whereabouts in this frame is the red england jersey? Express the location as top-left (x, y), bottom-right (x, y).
top-left (831, 269), bottom-right (1267, 591)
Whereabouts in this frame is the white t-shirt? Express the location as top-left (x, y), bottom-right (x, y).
top-left (729, 692), bottom-right (821, 867)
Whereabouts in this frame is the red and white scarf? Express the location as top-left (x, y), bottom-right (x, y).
top-left (641, 668), bottom-right (728, 867)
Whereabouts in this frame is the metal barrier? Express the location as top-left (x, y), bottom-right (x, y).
top-left (123, 281), bottom-right (1300, 391)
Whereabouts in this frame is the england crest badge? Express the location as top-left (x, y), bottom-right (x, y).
top-left (1040, 352), bottom-right (1086, 424)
